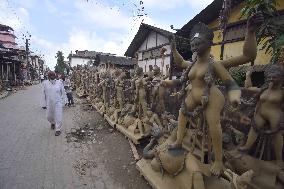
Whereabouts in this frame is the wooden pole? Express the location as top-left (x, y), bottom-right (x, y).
top-left (1, 63), bottom-right (3, 80)
top-left (14, 62), bottom-right (16, 81)
top-left (6, 63), bottom-right (9, 81)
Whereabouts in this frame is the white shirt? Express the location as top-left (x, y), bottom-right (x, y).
top-left (45, 80), bottom-right (65, 104)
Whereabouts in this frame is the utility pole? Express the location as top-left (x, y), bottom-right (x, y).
top-left (25, 37), bottom-right (30, 80)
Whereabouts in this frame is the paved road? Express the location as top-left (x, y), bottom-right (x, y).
top-left (0, 84), bottom-right (119, 189)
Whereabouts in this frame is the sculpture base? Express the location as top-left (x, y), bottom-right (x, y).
top-left (86, 96), bottom-right (91, 103)
top-left (104, 115), bottom-right (116, 128)
top-left (182, 129), bottom-right (208, 161)
top-left (76, 91), bottom-right (87, 98)
top-left (116, 124), bottom-right (148, 144)
top-left (93, 104), bottom-right (104, 116)
top-left (91, 102), bottom-right (96, 109)
top-left (137, 159), bottom-right (230, 189)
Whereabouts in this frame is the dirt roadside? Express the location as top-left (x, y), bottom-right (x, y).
top-left (65, 97), bottom-right (151, 189)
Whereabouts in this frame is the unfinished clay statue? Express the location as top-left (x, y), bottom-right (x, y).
top-left (163, 13), bottom-right (263, 175)
top-left (118, 104), bottom-right (135, 125)
top-left (134, 67), bottom-right (148, 118)
top-left (115, 70), bottom-right (126, 110)
top-left (151, 65), bottom-right (166, 115)
top-left (239, 65), bottom-right (284, 163)
top-left (147, 65), bottom-right (154, 79)
top-left (224, 151), bottom-right (284, 188)
top-left (164, 64), bottom-right (170, 79)
top-left (160, 112), bottom-right (178, 133)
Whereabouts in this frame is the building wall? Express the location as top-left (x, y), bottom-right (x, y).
top-left (70, 57), bottom-right (91, 67)
top-left (137, 31), bottom-right (171, 75)
top-left (138, 56), bottom-right (170, 75)
top-left (139, 40), bottom-right (147, 51)
top-left (147, 32), bottom-right (157, 49)
top-left (157, 33), bottom-right (169, 46)
top-left (0, 31), bottom-right (16, 49)
top-left (208, 0), bottom-right (284, 65)
top-left (211, 45), bottom-right (221, 61)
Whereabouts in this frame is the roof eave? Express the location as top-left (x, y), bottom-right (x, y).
top-left (125, 23), bottom-right (173, 57)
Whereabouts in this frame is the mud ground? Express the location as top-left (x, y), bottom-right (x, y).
top-left (68, 97), bottom-right (151, 189)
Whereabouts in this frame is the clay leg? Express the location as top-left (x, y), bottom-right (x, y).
top-left (170, 94), bottom-right (196, 148)
top-left (103, 90), bottom-right (106, 104)
top-left (114, 97), bottom-right (117, 108)
top-left (193, 172), bottom-right (205, 189)
top-left (158, 86), bottom-right (166, 112)
top-left (240, 113), bottom-right (265, 151)
top-left (150, 158), bottom-right (160, 172)
top-left (205, 87), bottom-right (224, 176)
top-left (167, 110), bottom-right (188, 149)
top-left (141, 101), bottom-right (148, 117)
top-left (151, 89), bottom-right (156, 106)
top-left (137, 119), bottom-right (145, 135)
top-left (118, 96), bottom-right (123, 110)
top-left (114, 111), bottom-right (119, 123)
top-left (153, 114), bottom-right (163, 127)
top-left (269, 112), bottom-right (282, 163)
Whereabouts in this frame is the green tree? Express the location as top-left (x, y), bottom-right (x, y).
top-left (241, 0), bottom-right (284, 63)
top-left (54, 51), bottom-right (66, 74)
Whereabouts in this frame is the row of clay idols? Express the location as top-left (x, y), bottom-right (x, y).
top-left (70, 13), bottom-right (284, 189)
top-left (71, 61), bottom-right (284, 189)
top-left (72, 63), bottom-right (177, 137)
top-left (151, 13), bottom-right (283, 189)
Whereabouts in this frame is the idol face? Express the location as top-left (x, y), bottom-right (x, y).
top-left (190, 37), bottom-right (211, 55)
top-left (266, 69), bottom-right (284, 87)
top-left (136, 67), bottom-right (143, 76)
top-left (153, 67), bottom-right (160, 75)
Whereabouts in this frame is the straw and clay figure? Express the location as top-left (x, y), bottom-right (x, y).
top-left (239, 65), bottom-right (284, 165)
top-left (161, 13), bottom-right (263, 176)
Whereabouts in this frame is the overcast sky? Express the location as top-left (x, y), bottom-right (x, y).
top-left (0, 0), bottom-right (214, 69)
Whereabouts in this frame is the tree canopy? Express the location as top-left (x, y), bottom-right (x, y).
top-left (54, 51), bottom-right (66, 74)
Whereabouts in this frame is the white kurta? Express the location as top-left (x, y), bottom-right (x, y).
top-left (44, 80), bottom-right (65, 131)
top-left (41, 79), bottom-right (49, 108)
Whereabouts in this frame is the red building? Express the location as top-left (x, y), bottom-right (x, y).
top-left (0, 24), bottom-right (25, 87)
top-left (0, 24), bottom-right (17, 49)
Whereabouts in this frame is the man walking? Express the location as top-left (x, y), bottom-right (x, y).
top-left (43, 71), bottom-right (65, 136)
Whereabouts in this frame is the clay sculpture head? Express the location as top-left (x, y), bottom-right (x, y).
top-left (190, 22), bottom-right (214, 56)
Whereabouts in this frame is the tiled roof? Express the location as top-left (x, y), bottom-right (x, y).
top-left (97, 54), bottom-right (134, 66)
top-left (176, 0), bottom-right (243, 38)
top-left (124, 23), bottom-right (173, 57)
top-left (0, 24), bottom-right (14, 32)
top-left (0, 42), bottom-right (6, 49)
top-left (69, 50), bottom-right (115, 59)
